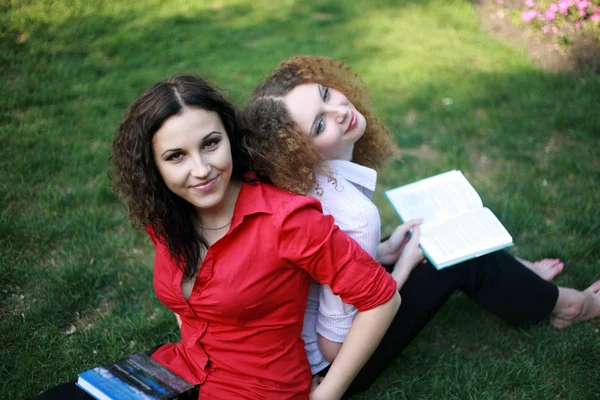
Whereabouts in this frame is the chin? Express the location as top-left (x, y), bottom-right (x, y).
top-left (352, 126), bottom-right (366, 143)
top-left (357, 120), bottom-right (367, 136)
top-left (189, 189), bottom-right (225, 211)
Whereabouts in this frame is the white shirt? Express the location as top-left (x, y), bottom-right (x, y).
top-left (301, 160), bottom-right (381, 374)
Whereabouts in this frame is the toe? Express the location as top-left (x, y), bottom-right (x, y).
top-left (586, 280), bottom-right (600, 294)
top-left (533, 259), bottom-right (557, 268)
top-left (551, 317), bottom-right (571, 329)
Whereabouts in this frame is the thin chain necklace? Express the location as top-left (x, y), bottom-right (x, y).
top-left (199, 217), bottom-right (232, 231)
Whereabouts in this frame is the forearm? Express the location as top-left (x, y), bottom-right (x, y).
top-left (391, 263), bottom-right (413, 289)
top-left (314, 292), bottom-right (401, 399)
top-left (378, 242), bottom-right (413, 290)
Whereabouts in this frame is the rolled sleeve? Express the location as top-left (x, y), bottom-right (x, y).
top-left (274, 195), bottom-right (397, 313)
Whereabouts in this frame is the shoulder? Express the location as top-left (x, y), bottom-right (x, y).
top-left (257, 181), bottom-right (323, 215)
top-left (144, 225), bottom-right (162, 248)
top-left (251, 182), bottom-right (332, 237)
top-left (313, 173), bottom-right (373, 213)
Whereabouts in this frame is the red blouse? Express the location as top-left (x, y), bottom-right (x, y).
top-left (148, 181), bottom-right (396, 399)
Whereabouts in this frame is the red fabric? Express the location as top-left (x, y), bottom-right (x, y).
top-left (147, 181), bottom-right (397, 399)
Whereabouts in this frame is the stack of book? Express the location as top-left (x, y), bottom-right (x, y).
top-left (77, 353), bottom-right (197, 400)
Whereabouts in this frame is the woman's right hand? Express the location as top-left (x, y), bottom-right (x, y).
top-left (391, 223), bottom-right (425, 287)
top-left (376, 219), bottom-right (423, 265)
top-left (396, 223), bottom-right (424, 270)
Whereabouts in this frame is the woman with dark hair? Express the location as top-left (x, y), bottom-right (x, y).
top-left (108, 75), bottom-right (400, 399)
top-left (242, 55), bottom-right (600, 397)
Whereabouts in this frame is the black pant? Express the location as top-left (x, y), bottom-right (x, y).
top-left (338, 250), bottom-right (558, 398)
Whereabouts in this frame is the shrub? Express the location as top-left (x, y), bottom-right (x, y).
top-left (512, 0), bottom-right (600, 44)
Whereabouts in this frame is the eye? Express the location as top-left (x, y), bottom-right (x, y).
top-left (315, 119), bottom-right (325, 136)
top-left (322, 87), bottom-right (330, 102)
top-left (203, 138), bottom-right (221, 150)
top-left (166, 152), bottom-right (184, 162)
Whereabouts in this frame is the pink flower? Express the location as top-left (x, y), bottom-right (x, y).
top-left (497, 0), bottom-right (504, 4)
top-left (575, 20), bottom-right (582, 29)
top-left (579, 9), bottom-right (587, 16)
top-left (559, 0), bottom-right (571, 15)
top-left (549, 3), bottom-right (559, 12)
top-left (526, 0), bottom-right (535, 7)
top-left (591, 11), bottom-right (600, 21)
top-left (522, 9), bottom-right (538, 21)
top-left (546, 9), bottom-right (556, 20)
top-left (577, 1), bottom-right (589, 12)
top-left (541, 25), bottom-right (550, 33)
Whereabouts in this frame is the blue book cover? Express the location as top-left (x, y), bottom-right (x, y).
top-left (76, 353), bottom-right (196, 400)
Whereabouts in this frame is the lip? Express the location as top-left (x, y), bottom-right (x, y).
top-left (192, 176), bottom-right (219, 192)
top-left (346, 111), bottom-right (357, 133)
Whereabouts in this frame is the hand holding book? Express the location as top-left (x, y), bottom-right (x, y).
top-left (376, 219), bottom-right (423, 266)
top-left (389, 220), bottom-right (425, 288)
top-left (385, 171), bottom-right (513, 270)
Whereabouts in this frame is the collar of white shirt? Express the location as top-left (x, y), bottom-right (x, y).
top-left (326, 160), bottom-right (378, 199)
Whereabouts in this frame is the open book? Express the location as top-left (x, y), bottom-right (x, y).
top-left (385, 170), bottom-right (513, 270)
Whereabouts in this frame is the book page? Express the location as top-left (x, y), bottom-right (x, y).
top-left (419, 208), bottom-right (513, 268)
top-left (385, 170), bottom-right (482, 224)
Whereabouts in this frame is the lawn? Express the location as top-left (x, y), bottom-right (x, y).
top-left (2, 0), bottom-right (599, 398)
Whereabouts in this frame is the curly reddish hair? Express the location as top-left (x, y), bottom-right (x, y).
top-left (243, 55), bottom-right (400, 195)
top-left (110, 75), bottom-right (251, 280)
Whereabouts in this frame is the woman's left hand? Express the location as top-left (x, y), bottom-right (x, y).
top-left (309, 375), bottom-right (324, 397)
top-left (309, 380), bottom-right (340, 400)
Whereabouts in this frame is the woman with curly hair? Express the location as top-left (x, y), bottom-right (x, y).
top-left (107, 75), bottom-right (401, 400)
top-left (242, 55), bottom-right (600, 397)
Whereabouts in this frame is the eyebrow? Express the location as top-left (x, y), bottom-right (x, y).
top-left (160, 131), bottom-right (223, 156)
top-left (161, 149), bottom-right (178, 157)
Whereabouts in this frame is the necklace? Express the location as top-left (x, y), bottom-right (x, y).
top-left (199, 218), bottom-right (232, 231)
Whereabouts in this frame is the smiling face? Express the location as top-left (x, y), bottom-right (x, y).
top-left (283, 83), bottom-right (367, 161)
top-left (152, 107), bottom-right (234, 216)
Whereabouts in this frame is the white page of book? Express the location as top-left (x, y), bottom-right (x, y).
top-left (419, 207), bottom-right (513, 268)
top-left (385, 170), bottom-right (482, 224)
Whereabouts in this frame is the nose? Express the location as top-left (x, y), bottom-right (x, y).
top-left (191, 155), bottom-right (211, 178)
top-left (327, 104), bottom-right (348, 124)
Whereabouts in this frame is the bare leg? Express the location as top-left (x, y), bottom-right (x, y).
top-left (517, 257), bottom-right (564, 282)
top-left (551, 280), bottom-right (600, 329)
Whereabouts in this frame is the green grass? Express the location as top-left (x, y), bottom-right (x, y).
top-left (2, 0), bottom-right (599, 398)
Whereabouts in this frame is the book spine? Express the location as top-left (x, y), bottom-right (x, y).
top-left (128, 354), bottom-right (194, 394)
top-left (109, 361), bottom-right (158, 396)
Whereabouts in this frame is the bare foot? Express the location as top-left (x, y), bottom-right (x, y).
top-left (517, 257), bottom-right (564, 282)
top-left (551, 280), bottom-right (600, 329)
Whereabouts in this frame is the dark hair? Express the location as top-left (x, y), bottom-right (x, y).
top-left (243, 55), bottom-right (399, 195)
top-left (110, 75), bottom-right (249, 280)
